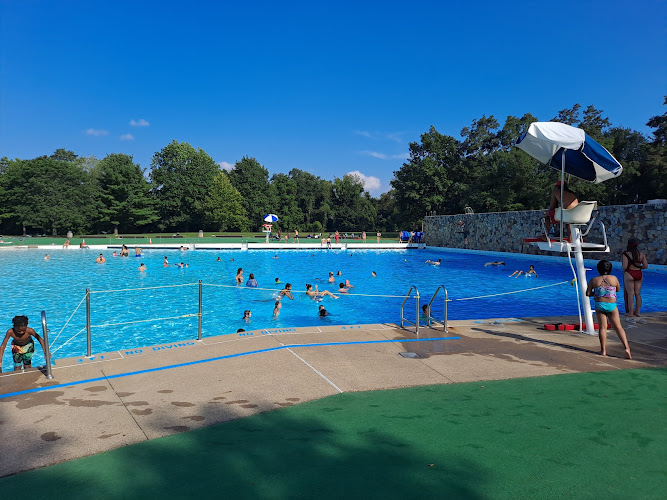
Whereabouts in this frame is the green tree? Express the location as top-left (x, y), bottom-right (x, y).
top-left (150, 140), bottom-right (220, 231)
top-left (0, 156), bottom-right (94, 235)
top-left (269, 173), bottom-right (303, 231)
top-left (96, 153), bottom-right (159, 234)
top-left (330, 174), bottom-right (376, 231)
top-left (391, 126), bottom-right (461, 225)
top-left (640, 97), bottom-right (667, 200)
top-left (226, 157), bottom-right (272, 230)
top-left (203, 171), bottom-right (249, 231)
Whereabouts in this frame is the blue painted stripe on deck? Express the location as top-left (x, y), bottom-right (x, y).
top-left (0, 336), bottom-right (460, 399)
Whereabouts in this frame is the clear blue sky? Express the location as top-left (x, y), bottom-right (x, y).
top-left (1, 0), bottom-right (665, 195)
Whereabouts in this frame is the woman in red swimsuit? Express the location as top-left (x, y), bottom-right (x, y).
top-left (622, 238), bottom-right (648, 317)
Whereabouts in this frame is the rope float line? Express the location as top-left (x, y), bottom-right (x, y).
top-left (47, 280), bottom-right (571, 352)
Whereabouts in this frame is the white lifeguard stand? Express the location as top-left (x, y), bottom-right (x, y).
top-left (525, 201), bottom-right (610, 335)
top-left (262, 223), bottom-right (272, 243)
top-left (516, 122), bottom-right (623, 336)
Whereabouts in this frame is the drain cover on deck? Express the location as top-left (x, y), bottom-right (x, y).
top-left (399, 352), bottom-right (422, 358)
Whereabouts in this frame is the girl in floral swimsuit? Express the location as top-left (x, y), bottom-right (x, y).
top-left (586, 260), bottom-right (632, 359)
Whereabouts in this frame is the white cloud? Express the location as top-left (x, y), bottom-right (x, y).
top-left (85, 128), bottom-right (109, 137)
top-left (120, 134), bottom-right (135, 141)
top-left (347, 170), bottom-right (382, 193)
top-left (361, 150), bottom-right (387, 159)
top-left (219, 161), bottom-right (234, 171)
top-left (360, 150), bottom-right (408, 161)
top-left (130, 118), bottom-right (150, 127)
top-left (354, 130), bottom-right (403, 143)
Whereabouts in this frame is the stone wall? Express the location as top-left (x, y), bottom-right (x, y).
top-left (424, 203), bottom-right (667, 265)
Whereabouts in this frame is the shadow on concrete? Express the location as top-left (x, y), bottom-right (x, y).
top-left (0, 391), bottom-right (490, 499)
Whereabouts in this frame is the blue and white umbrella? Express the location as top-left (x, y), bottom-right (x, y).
top-left (516, 122), bottom-right (622, 183)
top-left (263, 214), bottom-right (279, 223)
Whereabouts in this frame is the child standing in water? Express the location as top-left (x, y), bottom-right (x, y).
top-left (585, 260), bottom-right (632, 359)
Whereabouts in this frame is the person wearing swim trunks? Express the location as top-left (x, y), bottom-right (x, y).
top-left (622, 238), bottom-right (648, 317)
top-left (0, 315), bottom-right (47, 372)
top-left (586, 260), bottom-right (632, 359)
top-left (273, 283), bottom-right (294, 316)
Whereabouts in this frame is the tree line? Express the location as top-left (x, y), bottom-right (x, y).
top-left (1, 100), bottom-right (664, 236)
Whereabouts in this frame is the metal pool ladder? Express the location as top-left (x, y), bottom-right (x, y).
top-left (425, 285), bottom-right (448, 332)
top-left (400, 285), bottom-right (420, 336)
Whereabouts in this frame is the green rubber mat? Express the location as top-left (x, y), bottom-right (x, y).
top-left (2, 368), bottom-right (665, 499)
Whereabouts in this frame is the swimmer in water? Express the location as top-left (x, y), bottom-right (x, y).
top-left (273, 283), bottom-right (294, 316)
top-left (484, 261), bottom-right (505, 267)
top-left (138, 263), bottom-right (147, 272)
top-left (509, 265), bottom-right (537, 278)
top-left (425, 259), bottom-right (441, 266)
top-left (235, 268), bottom-right (244, 284)
top-left (306, 284), bottom-right (338, 300)
top-left (318, 305), bottom-right (329, 317)
top-left (371, 271), bottom-right (377, 277)
top-left (338, 283), bottom-right (349, 294)
top-left (328, 272), bottom-right (335, 283)
top-left (243, 310), bottom-right (251, 322)
top-left (344, 279), bottom-right (353, 288)
top-left (163, 256), bottom-right (169, 267)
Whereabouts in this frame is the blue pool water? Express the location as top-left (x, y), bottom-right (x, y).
top-left (1, 247), bottom-right (665, 370)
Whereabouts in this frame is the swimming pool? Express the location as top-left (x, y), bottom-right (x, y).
top-left (1, 247), bottom-right (665, 371)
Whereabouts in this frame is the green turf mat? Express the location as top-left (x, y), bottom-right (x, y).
top-left (2, 368), bottom-right (665, 499)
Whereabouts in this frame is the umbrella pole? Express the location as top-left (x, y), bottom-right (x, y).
top-left (559, 152), bottom-right (565, 242)
top-left (572, 227), bottom-right (596, 335)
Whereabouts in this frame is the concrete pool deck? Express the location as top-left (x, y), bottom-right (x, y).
top-left (1, 312), bottom-right (666, 478)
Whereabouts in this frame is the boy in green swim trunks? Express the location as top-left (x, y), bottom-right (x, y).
top-left (0, 315), bottom-right (47, 372)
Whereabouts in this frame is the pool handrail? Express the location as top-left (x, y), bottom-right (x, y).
top-left (426, 285), bottom-right (448, 333)
top-left (40, 311), bottom-right (54, 379)
top-left (86, 288), bottom-right (92, 357)
top-left (400, 285), bottom-right (420, 336)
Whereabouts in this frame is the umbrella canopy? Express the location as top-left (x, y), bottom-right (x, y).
top-left (263, 214), bottom-right (279, 223)
top-left (516, 122), bottom-right (622, 183)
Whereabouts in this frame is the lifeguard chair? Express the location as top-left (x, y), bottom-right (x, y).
top-left (516, 121), bottom-right (623, 335)
top-left (525, 201), bottom-right (609, 253)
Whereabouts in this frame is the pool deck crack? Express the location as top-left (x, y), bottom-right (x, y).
top-left (102, 367), bottom-right (150, 441)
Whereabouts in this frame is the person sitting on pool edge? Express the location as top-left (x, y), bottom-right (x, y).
top-left (0, 315), bottom-right (47, 373)
top-left (509, 265), bottom-right (537, 278)
top-left (306, 284), bottom-right (338, 300)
